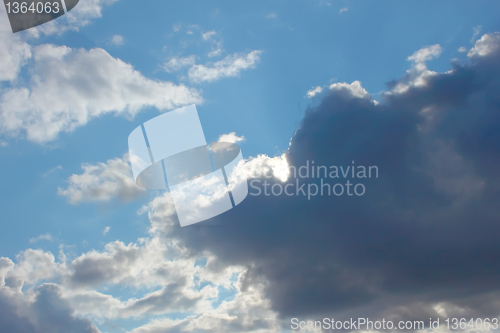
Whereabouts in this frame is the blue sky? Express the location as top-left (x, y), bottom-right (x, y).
top-left (1, 1), bottom-right (500, 332)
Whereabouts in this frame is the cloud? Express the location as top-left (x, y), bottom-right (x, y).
top-left (129, 281), bottom-right (280, 333)
top-left (201, 31), bottom-right (223, 57)
top-left (3, 27), bottom-right (500, 333)
top-left (150, 32), bottom-right (500, 325)
top-left (265, 13), bottom-right (277, 19)
top-left (0, 44), bottom-right (202, 143)
top-left (329, 80), bottom-right (369, 99)
top-left (111, 34), bottom-right (125, 46)
top-left (0, 34), bottom-right (31, 82)
top-left (0, 284), bottom-right (100, 333)
top-left (58, 154), bottom-right (144, 204)
top-left (4, 249), bottom-right (59, 291)
top-left (0, 234), bottom-right (274, 332)
top-left (172, 23), bottom-right (181, 32)
top-left (467, 32), bottom-right (500, 58)
top-left (202, 31), bottom-right (217, 41)
top-left (102, 227), bottom-right (110, 235)
top-left (385, 44), bottom-right (444, 95)
top-left (217, 132), bottom-right (245, 143)
top-left (43, 165), bottom-right (63, 177)
top-left (306, 86), bottom-right (323, 98)
top-left (29, 233), bottom-right (54, 244)
top-left (163, 55), bottom-right (196, 73)
top-left (188, 50), bottom-right (263, 83)
top-left (28, 0), bottom-right (120, 36)
top-left (339, 7), bottom-right (348, 14)
top-left (471, 25), bottom-right (483, 44)
top-left (407, 43), bottom-right (443, 65)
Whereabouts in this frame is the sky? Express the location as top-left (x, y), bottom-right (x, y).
top-left (1, 1), bottom-right (500, 332)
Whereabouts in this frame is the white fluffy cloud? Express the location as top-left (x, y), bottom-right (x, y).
top-left (468, 32), bottom-right (500, 58)
top-left (329, 80), bottom-right (370, 99)
top-left (384, 44), bottom-right (444, 95)
top-left (217, 132), bottom-right (245, 143)
top-left (58, 154), bottom-right (144, 204)
top-left (407, 44), bottom-right (442, 63)
top-left (0, 44), bottom-right (202, 143)
top-left (0, 34), bottom-right (31, 82)
top-left (0, 229), bottom-right (279, 332)
top-left (188, 50), bottom-right (263, 83)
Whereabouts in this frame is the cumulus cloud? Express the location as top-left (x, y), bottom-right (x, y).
top-left (0, 44), bottom-right (202, 143)
top-left (4, 249), bottom-right (59, 292)
top-left (0, 231), bottom-right (276, 332)
top-left (188, 50), bottom-right (263, 83)
top-left (0, 284), bottom-right (100, 333)
top-left (129, 282), bottom-right (279, 333)
top-left (329, 80), bottom-right (369, 99)
top-left (468, 32), bottom-right (500, 58)
top-left (148, 32), bottom-right (500, 327)
top-left (0, 34), bottom-right (31, 82)
top-left (58, 154), bottom-right (144, 204)
top-left (385, 44), bottom-right (444, 95)
top-left (407, 44), bottom-right (443, 68)
top-left (5, 28), bottom-right (500, 332)
top-left (217, 132), bottom-right (245, 143)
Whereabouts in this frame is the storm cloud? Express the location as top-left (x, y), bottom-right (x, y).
top-left (154, 33), bottom-right (500, 326)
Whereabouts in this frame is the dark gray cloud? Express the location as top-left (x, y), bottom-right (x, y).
top-left (0, 284), bottom-right (99, 333)
top-left (120, 277), bottom-right (202, 317)
top-left (158, 34), bottom-right (500, 327)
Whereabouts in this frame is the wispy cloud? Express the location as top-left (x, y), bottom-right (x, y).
top-left (163, 55), bottom-right (196, 73)
top-left (111, 35), bottom-right (125, 46)
top-left (471, 25), bottom-right (483, 44)
top-left (43, 165), bottom-right (63, 177)
top-left (188, 50), bottom-right (263, 83)
top-left (307, 86), bottom-right (323, 98)
top-left (339, 7), bottom-right (348, 14)
top-left (29, 233), bottom-right (54, 243)
top-left (202, 30), bottom-right (223, 57)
